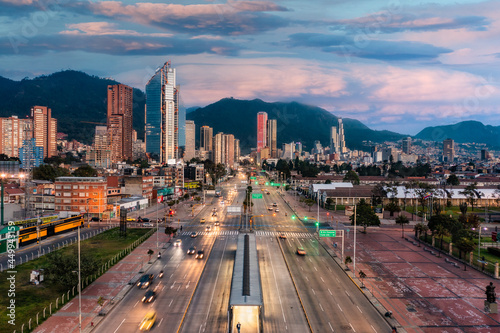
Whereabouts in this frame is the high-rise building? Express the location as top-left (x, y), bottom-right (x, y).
top-left (295, 142), bottom-right (302, 155)
top-left (330, 126), bottom-right (338, 154)
top-left (213, 132), bottom-right (224, 164)
top-left (481, 149), bottom-right (490, 161)
top-left (107, 84), bottom-right (133, 162)
top-left (184, 120), bottom-right (195, 161)
top-left (19, 138), bottom-right (43, 169)
top-left (402, 137), bottom-right (411, 154)
top-left (443, 139), bottom-right (454, 162)
top-left (223, 134), bottom-right (235, 168)
top-left (0, 116), bottom-right (32, 158)
top-left (267, 119), bottom-right (277, 158)
top-left (338, 118), bottom-right (346, 153)
top-left (200, 125), bottom-right (213, 159)
top-left (256, 112), bottom-right (268, 152)
top-left (234, 139), bottom-right (240, 162)
top-left (145, 61), bottom-right (179, 163)
top-left (88, 126), bottom-right (112, 169)
top-left (31, 105), bottom-right (57, 158)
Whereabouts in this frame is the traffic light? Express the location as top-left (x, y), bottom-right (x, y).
top-left (304, 216), bottom-right (308, 220)
top-left (265, 182), bottom-right (269, 186)
top-left (326, 212), bottom-right (330, 216)
top-left (273, 213), bottom-right (276, 217)
top-left (291, 215), bottom-right (296, 220)
top-left (255, 181), bottom-right (258, 185)
top-left (271, 182), bottom-right (274, 186)
top-left (315, 222), bottom-right (319, 227)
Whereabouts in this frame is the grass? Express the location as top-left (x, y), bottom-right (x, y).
top-left (0, 227), bottom-right (151, 333)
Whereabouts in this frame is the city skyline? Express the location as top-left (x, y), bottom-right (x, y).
top-left (1, 1), bottom-right (500, 135)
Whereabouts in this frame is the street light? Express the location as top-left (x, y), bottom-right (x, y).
top-left (473, 226), bottom-right (487, 260)
top-left (1, 173), bottom-right (5, 226)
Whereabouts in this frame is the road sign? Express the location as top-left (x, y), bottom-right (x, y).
top-left (250, 177), bottom-right (256, 180)
top-left (251, 193), bottom-right (263, 199)
top-left (319, 230), bottom-right (337, 237)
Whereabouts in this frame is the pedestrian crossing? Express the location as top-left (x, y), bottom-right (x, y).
top-left (178, 231), bottom-right (313, 238)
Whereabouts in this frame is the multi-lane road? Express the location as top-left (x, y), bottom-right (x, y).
top-left (93, 174), bottom-right (391, 332)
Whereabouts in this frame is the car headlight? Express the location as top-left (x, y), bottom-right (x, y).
top-left (142, 296), bottom-right (146, 302)
top-left (145, 282), bottom-right (149, 287)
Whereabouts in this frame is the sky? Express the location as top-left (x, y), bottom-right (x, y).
top-left (1, 0), bottom-right (499, 135)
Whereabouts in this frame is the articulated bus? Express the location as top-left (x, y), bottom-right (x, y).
top-left (18, 214), bottom-right (84, 247)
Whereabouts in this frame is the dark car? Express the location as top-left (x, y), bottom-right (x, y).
top-left (142, 290), bottom-right (156, 303)
top-left (187, 246), bottom-right (196, 255)
top-left (137, 274), bottom-right (154, 288)
top-left (91, 217), bottom-right (102, 222)
top-left (195, 250), bottom-right (205, 259)
top-left (279, 233), bottom-right (287, 239)
top-left (141, 217), bottom-right (150, 222)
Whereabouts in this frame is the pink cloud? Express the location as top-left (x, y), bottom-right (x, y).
top-left (60, 22), bottom-right (173, 37)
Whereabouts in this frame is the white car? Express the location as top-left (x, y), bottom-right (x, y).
top-left (142, 222), bottom-right (154, 227)
top-left (174, 239), bottom-right (182, 247)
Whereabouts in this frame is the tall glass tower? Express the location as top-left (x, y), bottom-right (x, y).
top-left (145, 61), bottom-right (179, 163)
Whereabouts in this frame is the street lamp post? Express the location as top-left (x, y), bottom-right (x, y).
top-left (0, 173), bottom-right (5, 226)
top-left (78, 225), bottom-right (81, 333)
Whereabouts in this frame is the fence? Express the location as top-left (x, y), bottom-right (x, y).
top-left (13, 227), bottom-right (156, 333)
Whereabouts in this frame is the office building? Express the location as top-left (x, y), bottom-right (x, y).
top-left (19, 138), bottom-right (43, 169)
top-left (145, 61), bottom-right (179, 163)
top-left (295, 142), bottom-right (302, 155)
top-left (184, 120), bottom-right (195, 161)
top-left (402, 137), bottom-right (411, 154)
top-left (443, 139), bottom-right (454, 162)
top-left (223, 134), bottom-right (235, 168)
top-left (107, 84), bottom-right (133, 162)
top-left (200, 125), bottom-right (213, 158)
top-left (267, 119), bottom-right (277, 158)
top-left (31, 105), bottom-right (57, 158)
top-left (481, 149), bottom-right (490, 161)
top-left (330, 126), bottom-right (338, 154)
top-left (256, 112), bottom-right (268, 152)
top-left (213, 132), bottom-right (224, 164)
top-left (234, 139), bottom-right (240, 162)
top-left (338, 118), bottom-right (346, 153)
top-left (88, 126), bottom-right (112, 169)
top-left (54, 177), bottom-right (107, 218)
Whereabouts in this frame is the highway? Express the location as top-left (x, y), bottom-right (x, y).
top-left (92, 173), bottom-right (391, 333)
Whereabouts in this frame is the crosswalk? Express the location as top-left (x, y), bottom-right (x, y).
top-left (178, 230), bottom-right (313, 238)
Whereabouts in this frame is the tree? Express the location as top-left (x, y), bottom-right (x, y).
top-left (446, 174), bottom-right (460, 186)
top-left (326, 198), bottom-right (333, 210)
top-left (359, 270), bottom-right (367, 288)
top-left (32, 164), bottom-right (71, 181)
top-left (147, 249), bottom-right (154, 262)
top-left (414, 222), bottom-right (429, 243)
top-left (433, 224), bottom-right (449, 252)
top-left (395, 214), bottom-right (409, 238)
top-left (345, 256), bottom-right (352, 270)
top-left (304, 198), bottom-right (315, 212)
top-left (371, 183), bottom-right (387, 207)
top-left (165, 226), bottom-right (177, 237)
top-left (343, 170), bottom-right (360, 185)
top-left (459, 202), bottom-right (468, 215)
top-left (349, 199), bottom-right (380, 232)
top-left (385, 202), bottom-right (401, 217)
top-left (455, 237), bottom-right (475, 261)
top-left (73, 164), bottom-right (98, 177)
top-left (460, 183), bottom-right (481, 212)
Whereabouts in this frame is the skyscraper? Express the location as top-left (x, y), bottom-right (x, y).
top-left (107, 84), bottom-right (133, 162)
top-left (402, 137), bottom-right (411, 154)
top-left (31, 106), bottom-right (57, 158)
top-left (223, 134), bottom-right (235, 168)
top-left (88, 126), bottom-right (112, 169)
top-left (234, 139), bottom-right (240, 162)
top-left (0, 116), bottom-right (31, 158)
top-left (338, 118), bottom-right (346, 153)
top-left (213, 132), bottom-right (224, 164)
top-left (267, 119), bottom-right (277, 158)
top-left (256, 112), bottom-right (268, 152)
top-left (443, 139), bottom-right (454, 162)
top-left (330, 126), bottom-right (338, 154)
top-left (145, 61), bottom-right (179, 163)
top-left (184, 120), bottom-right (195, 161)
top-left (200, 125), bottom-right (213, 153)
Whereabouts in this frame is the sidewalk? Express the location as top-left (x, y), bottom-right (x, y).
top-left (33, 231), bottom-right (171, 333)
top-left (282, 190), bottom-right (500, 332)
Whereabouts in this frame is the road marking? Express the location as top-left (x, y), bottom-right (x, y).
top-left (171, 281), bottom-right (176, 289)
top-left (158, 318), bottom-right (163, 327)
top-left (349, 323), bottom-right (356, 332)
top-left (186, 281), bottom-right (191, 289)
top-left (113, 318), bottom-right (126, 333)
top-left (133, 300), bottom-right (139, 308)
top-left (312, 288), bottom-right (316, 295)
top-left (357, 306), bottom-right (362, 313)
top-left (328, 322), bottom-right (334, 332)
top-left (371, 325), bottom-right (378, 333)
top-left (345, 290), bottom-right (350, 297)
top-left (336, 278), bottom-right (340, 283)
top-left (337, 304), bottom-right (343, 312)
top-left (314, 266), bottom-right (318, 271)
top-left (328, 288), bottom-right (332, 296)
top-left (321, 277), bottom-right (325, 283)
top-left (169, 299), bottom-right (173, 307)
top-left (319, 303), bottom-right (324, 312)
top-left (162, 286), bottom-right (165, 292)
top-left (266, 237), bottom-right (287, 325)
top-left (305, 276), bottom-right (309, 281)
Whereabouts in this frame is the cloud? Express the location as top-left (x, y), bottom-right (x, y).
top-left (60, 22), bottom-right (173, 37)
top-left (0, 34), bottom-right (241, 56)
top-left (286, 33), bottom-right (452, 61)
top-left (70, 0), bottom-right (290, 35)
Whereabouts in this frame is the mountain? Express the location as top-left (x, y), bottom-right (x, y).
top-left (415, 121), bottom-right (500, 147)
top-left (0, 71), bottom-right (145, 144)
top-left (187, 98), bottom-right (406, 153)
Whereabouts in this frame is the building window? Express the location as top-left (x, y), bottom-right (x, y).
top-left (79, 193), bottom-right (85, 197)
top-left (73, 185), bottom-right (78, 189)
top-left (55, 185), bottom-right (62, 189)
top-left (63, 193), bottom-right (71, 197)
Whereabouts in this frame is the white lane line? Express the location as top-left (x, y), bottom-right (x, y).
top-left (336, 278), bottom-right (340, 283)
top-left (186, 281), bottom-right (191, 289)
top-left (371, 325), bottom-right (378, 333)
top-left (328, 288), bottom-right (333, 296)
top-left (357, 305), bottom-right (362, 313)
top-left (321, 277), bottom-right (325, 283)
top-left (113, 318), bottom-right (126, 333)
top-left (328, 322), bottom-right (334, 332)
top-left (337, 304), bottom-right (343, 312)
top-left (158, 318), bottom-right (164, 327)
top-left (169, 299), bottom-right (173, 307)
top-left (162, 286), bottom-right (165, 292)
top-left (266, 237), bottom-right (287, 325)
top-left (204, 236), bottom-right (229, 322)
top-left (305, 276), bottom-right (309, 281)
top-left (133, 300), bottom-right (139, 308)
top-left (311, 288), bottom-right (316, 295)
top-left (314, 266), bottom-right (318, 271)
top-left (319, 303), bottom-right (324, 312)
top-left (345, 290), bottom-right (350, 297)
top-left (169, 273), bottom-right (173, 279)
top-left (349, 323), bottom-right (356, 332)
top-left (170, 281), bottom-right (176, 289)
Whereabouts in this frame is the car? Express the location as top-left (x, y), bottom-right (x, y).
top-left (142, 222), bottom-right (153, 227)
top-left (187, 246), bottom-right (196, 255)
top-left (137, 274), bottom-right (154, 288)
top-left (266, 192), bottom-right (270, 195)
top-left (141, 290), bottom-right (156, 303)
top-left (272, 203), bottom-right (277, 207)
top-left (279, 233), bottom-right (287, 239)
top-left (268, 207), bottom-right (273, 211)
top-left (190, 232), bottom-right (198, 238)
top-left (139, 311), bottom-right (156, 331)
top-left (174, 239), bottom-right (182, 247)
top-left (90, 217), bottom-right (102, 222)
top-left (205, 225), bottom-right (211, 231)
top-left (275, 208), bottom-right (279, 212)
top-left (296, 247), bottom-right (306, 256)
top-left (200, 218), bottom-right (206, 224)
top-left (214, 221), bottom-right (220, 226)
top-left (126, 217), bottom-right (135, 222)
top-left (212, 208), bottom-right (217, 212)
top-left (195, 250), bottom-right (205, 259)
top-left (141, 217), bottom-right (150, 222)
top-left (212, 212), bottom-right (218, 216)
